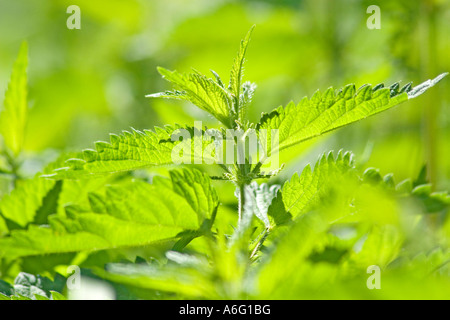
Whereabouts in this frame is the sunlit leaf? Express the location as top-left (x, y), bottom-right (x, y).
top-left (0, 168), bottom-right (218, 259)
top-left (147, 68), bottom-right (234, 128)
top-left (257, 74), bottom-right (448, 156)
top-left (0, 42), bottom-right (28, 157)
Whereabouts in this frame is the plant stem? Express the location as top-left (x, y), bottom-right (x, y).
top-left (210, 175), bottom-right (229, 180)
top-left (238, 183), bottom-right (245, 226)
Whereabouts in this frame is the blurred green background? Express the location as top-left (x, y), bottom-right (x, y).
top-left (0, 0), bottom-right (449, 189)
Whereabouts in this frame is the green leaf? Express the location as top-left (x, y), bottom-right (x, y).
top-left (50, 291), bottom-right (66, 300)
top-left (258, 208), bottom-right (341, 298)
top-left (411, 184), bottom-right (450, 213)
top-left (169, 169), bottom-right (219, 223)
top-left (0, 293), bottom-right (10, 300)
top-left (97, 237), bottom-right (241, 299)
top-left (257, 74), bottom-right (448, 156)
top-left (10, 294), bottom-right (33, 300)
top-left (229, 26), bottom-right (254, 120)
top-left (99, 258), bottom-right (215, 299)
top-left (0, 153), bottom-right (114, 234)
top-left (0, 215), bottom-right (7, 236)
top-left (0, 168), bottom-right (218, 259)
top-left (349, 225), bottom-right (403, 268)
top-left (0, 176), bottom-right (56, 229)
top-left (147, 68), bottom-right (234, 128)
top-left (0, 280), bottom-right (14, 296)
top-left (0, 42), bottom-right (28, 157)
top-left (0, 226), bottom-right (110, 259)
top-left (362, 167), bottom-right (382, 184)
top-left (268, 150), bottom-right (355, 225)
top-left (46, 125), bottom-right (215, 179)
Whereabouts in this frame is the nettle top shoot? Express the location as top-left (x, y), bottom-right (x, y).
top-left (48, 26), bottom-right (447, 188)
top-left (44, 26), bottom-right (447, 230)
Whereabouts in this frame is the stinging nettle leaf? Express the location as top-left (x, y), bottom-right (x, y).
top-left (268, 150), bottom-right (356, 226)
top-left (0, 168), bottom-right (219, 259)
top-left (257, 73), bottom-right (448, 157)
top-left (0, 175), bottom-right (56, 229)
top-left (45, 125), bottom-right (216, 179)
top-left (229, 26), bottom-right (254, 120)
top-left (147, 67), bottom-right (234, 128)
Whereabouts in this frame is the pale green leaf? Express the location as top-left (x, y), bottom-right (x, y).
top-left (46, 125), bottom-right (215, 179)
top-left (349, 225), bottom-right (403, 268)
top-left (0, 168), bottom-right (218, 259)
top-left (0, 293), bottom-right (10, 300)
top-left (147, 67), bottom-right (234, 128)
top-left (268, 150), bottom-right (355, 225)
top-left (0, 42), bottom-right (28, 156)
top-left (50, 291), bottom-right (66, 300)
top-left (0, 226), bottom-right (109, 259)
top-left (0, 215), bottom-right (7, 236)
top-left (257, 74), bottom-right (448, 156)
top-left (98, 260), bottom-right (215, 299)
top-left (229, 26), bottom-right (254, 120)
top-left (0, 176), bottom-right (56, 229)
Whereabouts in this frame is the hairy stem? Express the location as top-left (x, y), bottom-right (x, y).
top-left (238, 183), bottom-right (245, 226)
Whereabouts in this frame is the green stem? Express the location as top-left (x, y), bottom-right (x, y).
top-left (210, 175), bottom-right (229, 180)
top-left (238, 183), bottom-right (245, 226)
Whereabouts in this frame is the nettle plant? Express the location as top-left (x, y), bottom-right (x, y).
top-left (0, 29), bottom-right (449, 300)
top-left (50, 27), bottom-right (447, 228)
